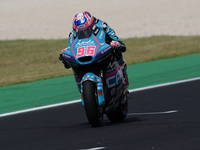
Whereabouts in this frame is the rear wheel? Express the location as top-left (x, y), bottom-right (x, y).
top-left (83, 81), bottom-right (102, 127)
top-left (106, 90), bottom-right (128, 122)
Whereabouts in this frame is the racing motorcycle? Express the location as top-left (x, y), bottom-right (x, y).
top-left (62, 24), bottom-right (129, 127)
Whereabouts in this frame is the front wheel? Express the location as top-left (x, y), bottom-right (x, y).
top-left (83, 81), bottom-right (102, 127)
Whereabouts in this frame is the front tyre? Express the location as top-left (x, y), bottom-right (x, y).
top-left (83, 81), bottom-right (102, 127)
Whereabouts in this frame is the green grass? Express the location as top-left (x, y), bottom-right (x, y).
top-left (0, 36), bottom-right (200, 87)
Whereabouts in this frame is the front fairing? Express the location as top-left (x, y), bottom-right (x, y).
top-left (62, 29), bottom-right (112, 65)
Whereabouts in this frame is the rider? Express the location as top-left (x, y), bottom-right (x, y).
top-left (59, 11), bottom-right (129, 89)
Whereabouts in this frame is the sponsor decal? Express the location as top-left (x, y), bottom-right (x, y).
top-left (77, 24), bottom-right (85, 29)
top-left (102, 22), bottom-right (108, 31)
top-left (69, 32), bottom-right (73, 38)
top-left (99, 31), bottom-right (104, 39)
top-left (92, 24), bottom-right (96, 30)
top-left (93, 28), bottom-right (100, 36)
top-left (75, 40), bottom-right (95, 47)
top-left (83, 78), bottom-right (94, 82)
top-left (107, 62), bottom-right (116, 72)
top-left (77, 46), bottom-right (96, 58)
top-left (98, 90), bottom-right (102, 96)
top-left (63, 53), bottom-right (71, 59)
top-left (100, 46), bottom-right (111, 54)
top-left (105, 66), bottom-right (122, 88)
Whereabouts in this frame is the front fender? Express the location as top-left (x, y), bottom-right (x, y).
top-left (81, 72), bottom-right (105, 107)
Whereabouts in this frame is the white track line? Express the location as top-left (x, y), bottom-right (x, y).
top-left (0, 77), bottom-right (199, 118)
top-left (128, 110), bottom-right (179, 116)
top-left (78, 147), bottom-right (106, 150)
top-left (0, 100), bottom-right (81, 117)
top-left (129, 77), bottom-right (200, 93)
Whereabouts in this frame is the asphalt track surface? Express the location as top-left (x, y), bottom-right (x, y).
top-left (0, 79), bottom-right (200, 150)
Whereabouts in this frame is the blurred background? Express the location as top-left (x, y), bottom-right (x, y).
top-left (0, 0), bottom-right (200, 87)
top-left (1, 0), bottom-right (200, 40)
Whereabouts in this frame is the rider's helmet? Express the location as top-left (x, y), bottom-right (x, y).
top-left (73, 11), bottom-right (94, 31)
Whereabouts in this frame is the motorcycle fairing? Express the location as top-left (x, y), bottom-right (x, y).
top-left (104, 62), bottom-right (124, 100)
top-left (62, 28), bottom-right (112, 66)
top-left (62, 26), bottom-right (123, 108)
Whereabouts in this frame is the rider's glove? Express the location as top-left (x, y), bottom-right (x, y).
top-left (59, 54), bottom-right (63, 61)
top-left (59, 48), bottom-right (67, 61)
top-left (110, 40), bottom-right (121, 49)
top-left (59, 48), bottom-right (71, 69)
top-left (110, 40), bottom-right (122, 58)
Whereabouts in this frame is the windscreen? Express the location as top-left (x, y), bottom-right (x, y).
top-left (76, 26), bottom-right (93, 39)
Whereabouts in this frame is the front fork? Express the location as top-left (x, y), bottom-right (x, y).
top-left (81, 71), bottom-right (105, 107)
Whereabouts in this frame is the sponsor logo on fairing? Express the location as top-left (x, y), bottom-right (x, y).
top-left (106, 71), bottom-right (122, 88)
top-left (63, 53), bottom-right (71, 59)
top-left (75, 40), bottom-right (95, 47)
top-left (99, 31), bottom-right (104, 39)
top-left (100, 46), bottom-right (111, 54)
top-left (107, 62), bottom-right (116, 72)
top-left (76, 46), bottom-right (96, 58)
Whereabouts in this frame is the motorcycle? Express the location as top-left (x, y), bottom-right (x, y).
top-left (62, 24), bottom-right (129, 127)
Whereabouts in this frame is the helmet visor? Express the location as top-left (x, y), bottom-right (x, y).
top-left (75, 16), bottom-right (87, 26)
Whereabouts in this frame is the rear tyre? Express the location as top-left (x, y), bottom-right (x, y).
top-left (106, 90), bottom-right (128, 122)
top-left (83, 81), bottom-right (102, 127)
